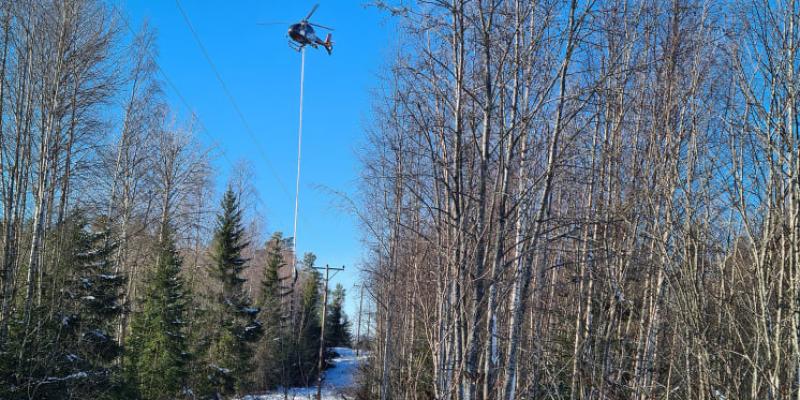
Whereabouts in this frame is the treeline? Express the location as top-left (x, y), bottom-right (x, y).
top-left (360, 0), bottom-right (800, 399)
top-left (0, 1), bottom-right (350, 399)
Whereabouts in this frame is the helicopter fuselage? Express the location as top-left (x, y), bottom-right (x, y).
top-left (288, 22), bottom-right (320, 47)
top-left (286, 9), bottom-right (333, 55)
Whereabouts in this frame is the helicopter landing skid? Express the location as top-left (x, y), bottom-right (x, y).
top-left (288, 41), bottom-right (305, 52)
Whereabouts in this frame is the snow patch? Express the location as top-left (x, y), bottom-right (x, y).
top-left (240, 347), bottom-right (367, 400)
top-left (240, 306), bottom-right (260, 315)
top-left (42, 371), bottom-right (88, 384)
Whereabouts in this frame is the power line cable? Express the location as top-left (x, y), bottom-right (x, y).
top-left (115, 3), bottom-right (310, 241)
top-left (174, 0), bottom-right (290, 197)
top-left (113, 5), bottom-right (239, 170)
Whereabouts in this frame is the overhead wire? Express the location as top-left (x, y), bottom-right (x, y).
top-left (113, 5), bottom-right (239, 171)
top-left (174, 0), bottom-right (290, 197)
top-left (117, 2), bottom-right (311, 268)
top-left (172, 0), bottom-right (310, 268)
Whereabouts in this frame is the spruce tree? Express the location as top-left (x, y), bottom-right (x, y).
top-left (325, 284), bottom-right (352, 348)
top-left (28, 216), bottom-right (126, 399)
top-left (295, 254), bottom-right (322, 386)
top-left (254, 232), bottom-right (290, 390)
top-left (126, 229), bottom-right (189, 400)
top-left (204, 189), bottom-right (262, 397)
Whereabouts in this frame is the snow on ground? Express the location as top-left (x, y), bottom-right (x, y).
top-left (241, 347), bottom-right (366, 400)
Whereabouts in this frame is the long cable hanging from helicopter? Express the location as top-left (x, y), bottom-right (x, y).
top-left (293, 48), bottom-right (305, 281)
top-left (264, 3), bottom-right (334, 279)
top-left (179, 1), bottom-right (334, 281)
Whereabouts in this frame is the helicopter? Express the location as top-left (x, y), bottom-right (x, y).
top-left (287, 4), bottom-right (333, 55)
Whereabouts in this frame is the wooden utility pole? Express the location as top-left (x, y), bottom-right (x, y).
top-left (355, 283), bottom-right (364, 356)
top-left (314, 263), bottom-right (344, 400)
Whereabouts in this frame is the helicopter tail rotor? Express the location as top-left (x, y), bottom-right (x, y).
top-left (323, 33), bottom-right (333, 55)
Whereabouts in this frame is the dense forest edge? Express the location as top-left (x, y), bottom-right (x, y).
top-left (357, 0), bottom-right (800, 399)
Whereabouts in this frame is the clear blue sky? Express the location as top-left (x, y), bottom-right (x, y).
top-left (120, 1), bottom-right (395, 318)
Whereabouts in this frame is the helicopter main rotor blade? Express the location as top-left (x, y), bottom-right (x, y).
top-left (309, 22), bottom-right (334, 31)
top-left (305, 4), bottom-right (319, 21)
top-left (257, 21), bottom-right (292, 26)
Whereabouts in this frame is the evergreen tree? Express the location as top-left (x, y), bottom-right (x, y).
top-left (294, 253), bottom-right (322, 386)
top-left (126, 230), bottom-right (190, 400)
top-left (204, 189), bottom-right (262, 397)
top-left (325, 284), bottom-right (352, 348)
top-left (13, 216), bottom-right (127, 399)
top-left (254, 232), bottom-right (291, 390)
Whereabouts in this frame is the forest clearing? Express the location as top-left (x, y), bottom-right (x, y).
top-left (241, 347), bottom-right (366, 400)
